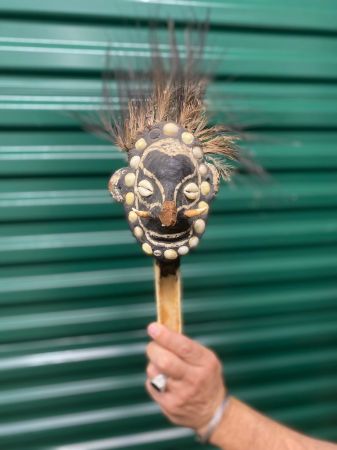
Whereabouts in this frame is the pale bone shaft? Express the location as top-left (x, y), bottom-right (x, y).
top-left (154, 260), bottom-right (182, 333)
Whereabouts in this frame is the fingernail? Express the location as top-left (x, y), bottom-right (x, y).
top-left (147, 323), bottom-right (161, 338)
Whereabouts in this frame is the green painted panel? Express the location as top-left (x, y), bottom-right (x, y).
top-left (0, 20), bottom-right (337, 78)
top-left (0, 1), bottom-right (336, 449)
top-left (0, 0), bottom-right (336, 32)
top-left (1, 78), bottom-right (337, 128)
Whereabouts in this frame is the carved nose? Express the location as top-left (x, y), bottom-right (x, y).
top-left (158, 201), bottom-right (177, 227)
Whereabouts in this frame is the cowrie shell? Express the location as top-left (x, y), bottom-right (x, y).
top-left (194, 219), bottom-right (206, 234)
top-left (181, 132), bottom-right (194, 145)
top-left (125, 173), bottom-right (136, 187)
top-left (178, 246), bottom-right (189, 255)
top-left (198, 201), bottom-right (209, 212)
top-left (192, 146), bottom-right (203, 159)
top-left (135, 138), bottom-right (147, 151)
top-left (164, 249), bottom-right (178, 260)
top-left (200, 181), bottom-right (211, 195)
top-left (138, 179), bottom-right (154, 197)
top-left (130, 155), bottom-right (140, 169)
top-left (134, 226), bottom-right (143, 238)
top-left (189, 236), bottom-right (199, 248)
top-left (184, 182), bottom-right (199, 200)
top-left (125, 192), bottom-right (135, 205)
top-left (128, 211), bottom-right (138, 223)
top-left (199, 164), bottom-right (208, 176)
top-left (142, 243), bottom-right (152, 255)
top-left (163, 123), bottom-right (179, 136)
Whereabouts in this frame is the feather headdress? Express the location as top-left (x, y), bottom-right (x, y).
top-left (98, 21), bottom-right (238, 181)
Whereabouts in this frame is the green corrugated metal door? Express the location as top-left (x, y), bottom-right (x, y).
top-left (0, 1), bottom-right (337, 449)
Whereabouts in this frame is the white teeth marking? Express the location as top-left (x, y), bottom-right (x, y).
top-left (145, 229), bottom-right (192, 248)
top-left (147, 229), bottom-right (189, 239)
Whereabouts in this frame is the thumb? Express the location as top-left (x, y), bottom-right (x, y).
top-left (147, 322), bottom-right (205, 366)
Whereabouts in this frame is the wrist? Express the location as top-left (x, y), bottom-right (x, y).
top-left (196, 390), bottom-right (231, 443)
top-left (208, 396), bottom-right (240, 447)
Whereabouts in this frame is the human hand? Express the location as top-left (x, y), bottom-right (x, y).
top-left (145, 322), bottom-right (226, 434)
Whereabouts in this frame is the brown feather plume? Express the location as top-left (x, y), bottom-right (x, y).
top-left (99, 21), bottom-right (238, 180)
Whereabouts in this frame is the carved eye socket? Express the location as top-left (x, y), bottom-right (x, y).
top-left (138, 179), bottom-right (154, 197)
top-left (184, 182), bottom-right (199, 200)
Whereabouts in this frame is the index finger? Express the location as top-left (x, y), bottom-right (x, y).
top-left (147, 322), bottom-right (206, 366)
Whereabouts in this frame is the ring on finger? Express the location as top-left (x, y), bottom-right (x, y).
top-left (150, 373), bottom-right (168, 393)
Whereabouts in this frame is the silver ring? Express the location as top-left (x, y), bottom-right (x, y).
top-left (150, 373), bottom-right (168, 393)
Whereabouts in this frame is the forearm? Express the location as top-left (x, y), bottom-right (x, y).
top-left (145, 325), bottom-right (337, 450)
top-left (210, 397), bottom-right (337, 450)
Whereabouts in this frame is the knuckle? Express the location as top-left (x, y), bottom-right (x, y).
top-left (194, 359), bottom-right (216, 386)
top-left (162, 407), bottom-right (179, 424)
top-left (146, 342), bottom-right (160, 361)
top-left (164, 397), bottom-right (175, 414)
top-left (193, 371), bottom-right (205, 390)
top-left (146, 342), bottom-right (153, 357)
top-left (146, 364), bottom-right (153, 378)
top-left (168, 396), bottom-right (184, 412)
top-left (174, 396), bottom-right (185, 409)
top-left (178, 388), bottom-right (191, 404)
top-left (206, 351), bottom-right (220, 372)
top-left (158, 354), bottom-right (171, 372)
top-left (185, 367), bottom-right (200, 382)
top-left (145, 379), bottom-right (152, 395)
top-left (185, 368), bottom-right (202, 390)
top-left (180, 342), bottom-right (192, 356)
top-left (167, 415), bottom-right (180, 426)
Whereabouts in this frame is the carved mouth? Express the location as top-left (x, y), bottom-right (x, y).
top-left (145, 228), bottom-right (192, 247)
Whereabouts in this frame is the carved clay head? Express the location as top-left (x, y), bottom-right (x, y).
top-left (109, 122), bottom-right (220, 261)
top-left (101, 25), bottom-right (237, 261)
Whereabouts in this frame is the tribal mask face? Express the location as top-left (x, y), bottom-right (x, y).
top-left (109, 122), bottom-right (219, 261)
top-left (100, 24), bottom-right (237, 262)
